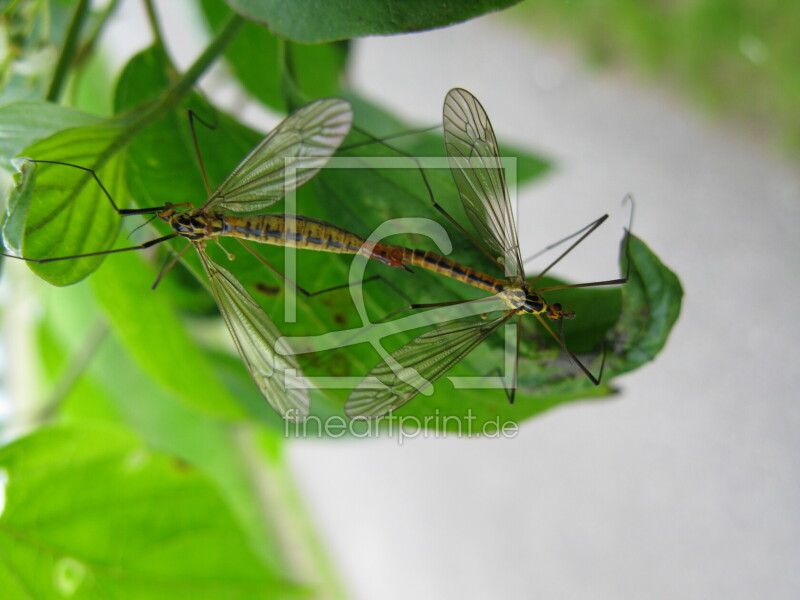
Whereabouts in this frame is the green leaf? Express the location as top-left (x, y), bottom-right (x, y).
top-left (223, 0), bottom-right (524, 43)
top-left (0, 424), bottom-right (303, 599)
top-left (609, 234), bottom-right (684, 373)
top-left (7, 122), bottom-right (127, 286)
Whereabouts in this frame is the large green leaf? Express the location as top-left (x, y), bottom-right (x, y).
top-left (608, 234), bottom-right (683, 372)
top-left (0, 425), bottom-right (303, 598)
top-left (0, 103), bottom-right (106, 272)
top-left (223, 0), bottom-right (524, 43)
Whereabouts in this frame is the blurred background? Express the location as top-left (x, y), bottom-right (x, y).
top-left (4, 0), bottom-right (800, 598)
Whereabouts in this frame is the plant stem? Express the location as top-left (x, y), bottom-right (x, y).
top-left (46, 0), bottom-right (90, 102)
top-left (234, 426), bottom-right (349, 600)
top-left (155, 14), bottom-right (244, 113)
top-left (74, 0), bottom-right (121, 68)
top-left (97, 13), bottom-right (245, 172)
top-left (142, 0), bottom-right (172, 73)
top-left (37, 320), bottom-right (109, 423)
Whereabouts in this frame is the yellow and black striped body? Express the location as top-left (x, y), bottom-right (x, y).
top-left (165, 209), bottom-right (406, 268)
top-left (222, 214), bottom-right (368, 255)
top-left (162, 206), bottom-right (571, 320)
top-left (401, 247), bottom-right (505, 295)
top-left (383, 246), bottom-right (564, 318)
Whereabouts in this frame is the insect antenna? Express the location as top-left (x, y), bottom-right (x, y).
top-left (127, 213), bottom-right (160, 239)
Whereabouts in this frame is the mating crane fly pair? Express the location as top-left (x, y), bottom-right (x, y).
top-left (2, 89), bottom-right (628, 420)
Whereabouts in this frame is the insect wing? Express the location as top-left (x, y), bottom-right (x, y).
top-left (346, 312), bottom-right (513, 419)
top-left (203, 98), bottom-right (353, 212)
top-left (197, 248), bottom-right (310, 420)
top-left (443, 88), bottom-right (525, 279)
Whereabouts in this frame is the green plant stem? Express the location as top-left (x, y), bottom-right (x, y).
top-left (142, 0), bottom-right (172, 72)
top-left (94, 13), bottom-right (244, 174)
top-left (147, 14), bottom-right (244, 121)
top-left (37, 320), bottom-right (109, 424)
top-left (74, 0), bottom-right (121, 68)
top-left (46, 0), bottom-right (90, 102)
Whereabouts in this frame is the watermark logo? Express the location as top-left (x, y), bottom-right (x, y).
top-left (283, 409), bottom-right (520, 444)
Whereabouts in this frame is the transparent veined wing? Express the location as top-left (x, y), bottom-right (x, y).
top-left (202, 98), bottom-right (353, 212)
top-left (346, 311), bottom-right (514, 419)
top-left (196, 246), bottom-right (310, 421)
top-left (443, 88), bottom-right (525, 279)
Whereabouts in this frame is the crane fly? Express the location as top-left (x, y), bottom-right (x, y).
top-left (2, 98), bottom-right (407, 420)
top-left (345, 88), bottom-right (630, 419)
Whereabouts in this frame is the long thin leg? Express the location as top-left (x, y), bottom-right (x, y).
top-left (523, 214), bottom-right (609, 266)
top-left (341, 124), bottom-right (440, 153)
top-left (532, 195), bottom-right (635, 291)
top-left (529, 198), bottom-right (634, 386)
top-left (376, 295), bottom-right (499, 325)
top-left (538, 275), bottom-right (628, 293)
top-left (528, 214), bottom-right (609, 285)
top-left (1, 233), bottom-right (178, 264)
top-left (349, 124), bottom-right (503, 270)
top-left (537, 228), bottom-right (633, 293)
top-left (2, 160), bottom-right (185, 264)
top-left (535, 313), bottom-right (606, 385)
top-left (509, 317), bottom-right (522, 404)
top-left (25, 160), bottom-right (176, 215)
top-left (151, 241), bottom-right (193, 290)
top-left (187, 110), bottom-right (215, 196)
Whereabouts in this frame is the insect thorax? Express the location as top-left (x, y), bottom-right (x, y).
top-left (166, 209), bottom-right (223, 241)
top-left (503, 285), bottom-right (544, 315)
top-left (504, 283), bottom-right (577, 320)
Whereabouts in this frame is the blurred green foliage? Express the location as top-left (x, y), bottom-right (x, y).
top-left (512, 0), bottom-right (800, 152)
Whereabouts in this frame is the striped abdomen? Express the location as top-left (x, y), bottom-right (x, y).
top-left (393, 247), bottom-right (506, 294)
top-left (219, 213), bottom-right (406, 269)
